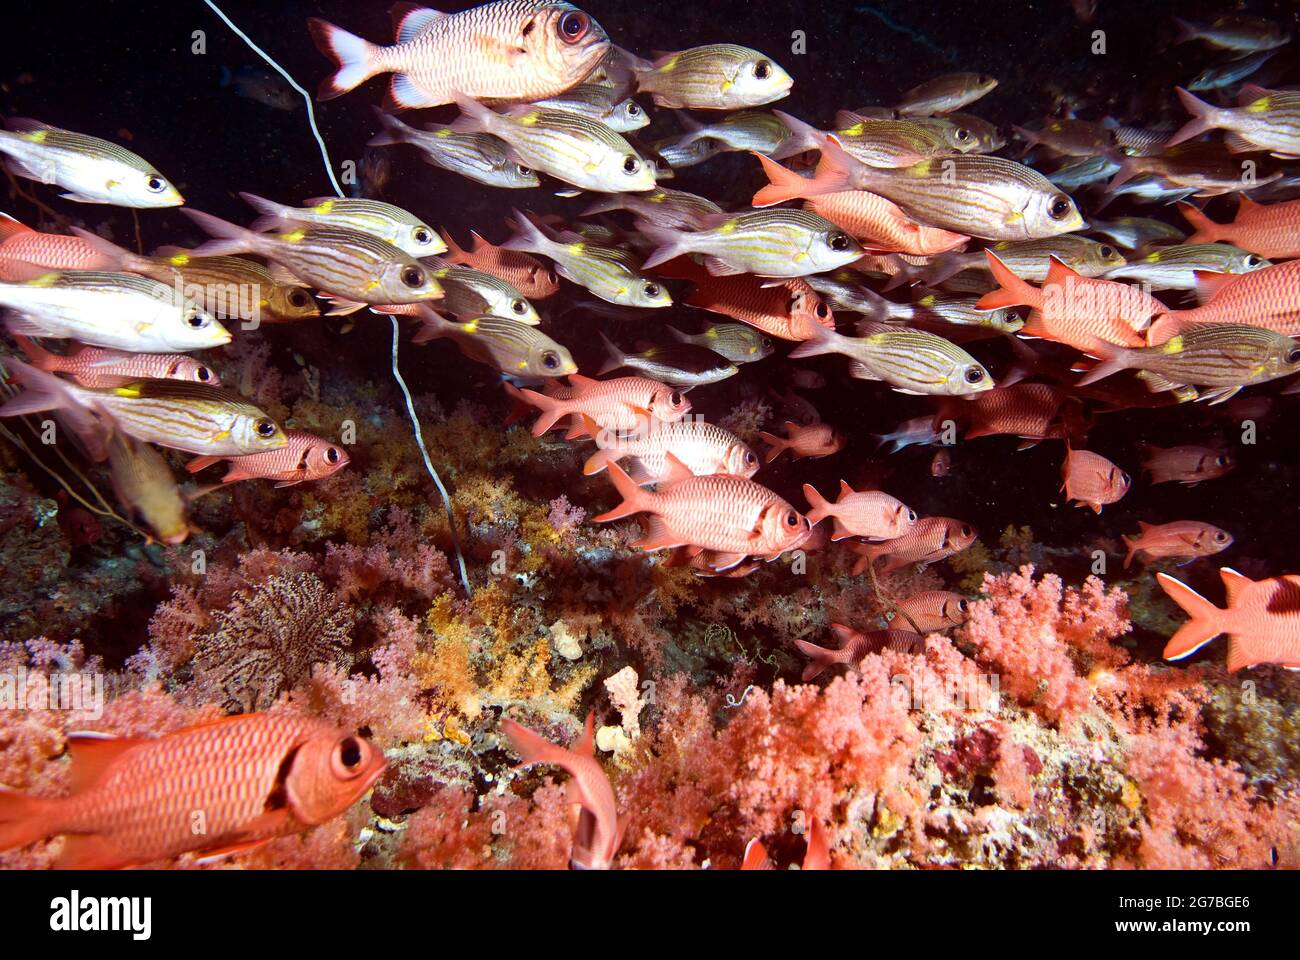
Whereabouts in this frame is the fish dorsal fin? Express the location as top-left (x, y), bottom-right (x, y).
top-left (1235, 194), bottom-right (1260, 216)
top-left (1236, 83), bottom-right (1270, 107)
top-left (838, 478), bottom-right (855, 499)
top-left (392, 4), bottom-right (446, 44)
top-left (1136, 520), bottom-right (1152, 533)
top-left (827, 623), bottom-right (859, 651)
top-left (575, 711), bottom-right (595, 759)
top-left (64, 733), bottom-right (146, 792)
top-left (662, 451), bottom-right (694, 485)
top-left (567, 373), bottom-right (598, 390)
top-left (1193, 270), bottom-right (1235, 304)
top-left (1045, 255), bottom-right (1080, 287)
top-left (1220, 567), bottom-right (1253, 606)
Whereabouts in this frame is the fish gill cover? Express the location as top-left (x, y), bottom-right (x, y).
top-left (0, 0), bottom-right (1295, 874)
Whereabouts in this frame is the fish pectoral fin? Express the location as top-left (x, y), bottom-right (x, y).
top-left (58, 193), bottom-right (101, 204)
top-left (191, 834), bottom-right (279, 866)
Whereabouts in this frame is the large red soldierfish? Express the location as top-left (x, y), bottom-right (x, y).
top-left (1146, 259), bottom-right (1300, 343)
top-left (504, 373), bottom-right (690, 437)
top-left (793, 624), bottom-right (924, 680)
top-left (1158, 567), bottom-right (1300, 672)
top-left (500, 711), bottom-right (625, 870)
top-left (1122, 520), bottom-right (1232, 569)
top-left (185, 429), bottom-right (351, 487)
top-left (309, 1), bottom-right (610, 109)
top-left (0, 713), bottom-right (386, 869)
top-left (1061, 446), bottom-right (1129, 513)
top-left (1179, 197), bottom-right (1300, 260)
top-left (850, 516), bottom-right (977, 574)
top-left (0, 214), bottom-right (112, 281)
top-left (594, 453), bottom-right (810, 569)
top-left (803, 480), bottom-right (915, 541)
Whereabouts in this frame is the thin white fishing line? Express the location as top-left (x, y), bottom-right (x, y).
top-left (202, 0), bottom-right (473, 596)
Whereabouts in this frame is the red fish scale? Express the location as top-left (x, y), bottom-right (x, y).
top-left (0, 231), bottom-right (112, 280)
top-left (53, 714), bottom-right (327, 862)
top-left (554, 377), bottom-right (684, 432)
top-left (1162, 259), bottom-right (1300, 333)
top-left (1063, 449), bottom-right (1126, 505)
top-left (643, 475), bottom-right (802, 554)
top-left (961, 385), bottom-right (1063, 438)
top-left (1187, 197), bottom-right (1300, 259)
top-left (1227, 579), bottom-right (1300, 667)
top-left (858, 517), bottom-right (971, 570)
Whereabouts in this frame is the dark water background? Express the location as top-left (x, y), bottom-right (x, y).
top-left (2, 0), bottom-right (1299, 603)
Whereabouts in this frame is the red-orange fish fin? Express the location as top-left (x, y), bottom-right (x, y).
top-left (575, 711), bottom-right (595, 759)
top-left (751, 152), bottom-right (811, 207)
top-left (758, 431), bottom-right (786, 463)
top-left (741, 838), bottom-right (774, 870)
top-left (567, 373), bottom-right (598, 390)
top-left (1121, 534), bottom-right (1139, 570)
top-left (592, 461), bottom-right (647, 523)
top-left (1219, 566), bottom-right (1253, 606)
top-left (1156, 572), bottom-right (1224, 661)
top-left (661, 451), bottom-right (694, 485)
top-left (220, 467), bottom-right (256, 484)
top-left (632, 515), bottom-right (682, 551)
top-left (977, 251), bottom-right (1039, 311)
top-left (837, 479), bottom-right (855, 499)
top-left (1044, 255), bottom-right (1082, 287)
top-left (803, 817), bottom-right (830, 870)
top-left (1177, 202), bottom-right (1220, 241)
top-left (64, 732), bottom-right (146, 793)
top-left (0, 785), bottom-right (55, 855)
top-left (185, 454), bottom-right (222, 474)
top-left (0, 214), bottom-right (33, 241)
top-left (802, 483), bottom-right (830, 525)
top-left (1225, 637), bottom-right (1255, 674)
top-left (191, 832), bottom-right (280, 866)
top-left (1192, 270), bottom-right (1234, 305)
top-left (54, 832), bottom-right (124, 870)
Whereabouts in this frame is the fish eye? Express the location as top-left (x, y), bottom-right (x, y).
top-left (1288, 348), bottom-right (1300, 365)
top-left (622, 155), bottom-right (641, 175)
top-left (1246, 255), bottom-right (1262, 267)
top-left (761, 337), bottom-right (772, 349)
top-left (413, 227), bottom-right (433, 246)
top-left (627, 103), bottom-right (641, 116)
top-left (186, 310), bottom-right (210, 329)
top-left (1214, 531), bottom-right (1227, 542)
top-left (195, 365), bottom-right (212, 382)
top-left (955, 127), bottom-right (972, 143)
top-left (814, 301), bottom-right (829, 318)
top-left (958, 599), bottom-right (969, 611)
top-left (643, 282), bottom-right (660, 298)
top-left (515, 164), bottom-right (532, 177)
top-left (557, 10), bottom-right (589, 43)
top-left (542, 351), bottom-right (560, 369)
top-left (907, 509), bottom-right (918, 522)
top-left (255, 419), bottom-right (277, 438)
top-left (754, 60), bottom-right (772, 81)
top-left (339, 737), bottom-right (363, 769)
top-left (401, 266), bottom-right (425, 288)
top-left (828, 232), bottom-right (850, 252)
top-left (287, 288), bottom-right (310, 307)
top-left (1047, 195), bottom-right (1072, 220)
top-left (785, 511), bottom-right (799, 526)
top-left (964, 366), bottom-right (986, 383)
top-left (744, 451), bottom-right (757, 465)
top-left (325, 446), bottom-right (341, 464)
top-left (669, 390), bottom-right (683, 406)
top-left (1120, 472), bottom-right (1130, 486)
top-left (960, 524), bottom-right (973, 537)
top-left (1099, 245), bottom-right (1116, 259)
top-left (1214, 454), bottom-right (1228, 466)
top-left (511, 299), bottom-right (528, 314)
top-left (146, 175), bottom-right (167, 193)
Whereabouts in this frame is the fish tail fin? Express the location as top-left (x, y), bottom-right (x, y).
top-left (1177, 201), bottom-right (1222, 243)
top-left (884, 253), bottom-right (961, 292)
top-left (792, 637), bottom-right (840, 681)
top-left (366, 108), bottom-right (413, 147)
top-left (0, 786), bottom-right (55, 854)
top-left (1156, 572), bottom-right (1225, 661)
top-left (180, 208), bottom-right (260, 258)
top-left (786, 322), bottom-right (839, 359)
top-left (499, 209), bottom-right (551, 256)
top-left (438, 227), bottom-right (469, 264)
top-left (1073, 336), bottom-right (1129, 385)
top-left (11, 335), bottom-right (60, 373)
top-left (449, 92), bottom-right (498, 135)
top-left (238, 192), bottom-right (295, 232)
top-left (499, 718), bottom-right (568, 770)
top-left (411, 306), bottom-right (451, 344)
top-left (802, 483), bottom-right (831, 525)
top-left (66, 226), bottom-right (134, 270)
top-left (0, 358), bottom-right (106, 459)
top-left (595, 331), bottom-right (625, 377)
top-left (768, 109), bottom-right (827, 161)
top-left (751, 152), bottom-right (812, 207)
top-left (976, 251), bottom-right (1038, 311)
top-left (591, 461), bottom-right (649, 522)
top-left (758, 431), bottom-right (787, 463)
top-left (1165, 87), bottom-right (1223, 147)
top-left (801, 134), bottom-right (864, 196)
top-left (503, 382), bottom-right (561, 437)
top-left (1104, 156), bottom-right (1143, 194)
top-left (307, 17), bottom-right (381, 101)
top-left (638, 222), bottom-right (690, 270)
top-left (1121, 534), bottom-right (1138, 570)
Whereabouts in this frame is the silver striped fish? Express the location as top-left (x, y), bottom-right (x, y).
top-left (412, 310), bottom-right (576, 377)
top-left (809, 138), bottom-right (1086, 241)
top-left (502, 212), bottom-right (671, 307)
top-left (887, 235), bottom-right (1125, 289)
top-left (676, 111), bottom-right (792, 155)
top-left (368, 111), bottom-right (539, 189)
top-left (789, 323), bottom-right (994, 396)
top-left (424, 258), bottom-right (540, 324)
top-left (0, 118), bottom-right (182, 207)
top-left (1102, 244), bottom-right (1270, 290)
top-left (773, 110), bottom-right (968, 166)
top-left (1078, 323), bottom-right (1300, 401)
top-left (528, 84), bottom-right (649, 132)
top-left (239, 193), bottom-right (444, 257)
top-left (626, 44), bottom-right (793, 110)
top-left (581, 187), bottom-right (723, 229)
top-left (0, 360), bottom-right (287, 458)
top-left (1169, 86), bottom-right (1300, 158)
top-left (652, 134), bottom-right (724, 170)
top-left (0, 271), bottom-right (229, 353)
top-left (894, 73), bottom-right (998, 116)
top-left (451, 95), bottom-right (655, 192)
top-left (182, 210), bottom-right (444, 305)
top-left (639, 208), bottom-right (863, 278)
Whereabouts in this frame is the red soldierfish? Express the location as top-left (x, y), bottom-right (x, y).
top-left (0, 214), bottom-right (112, 281)
top-left (500, 711), bottom-right (625, 870)
top-left (1146, 260), bottom-right (1300, 343)
top-left (504, 373), bottom-right (690, 437)
top-left (1122, 520), bottom-right (1232, 569)
top-left (185, 429), bottom-right (350, 487)
top-left (594, 454), bottom-right (811, 567)
top-left (850, 516), bottom-right (977, 574)
top-left (802, 480), bottom-right (915, 540)
top-left (309, 1), bottom-right (610, 109)
top-left (1179, 197), bottom-right (1300, 260)
top-left (650, 256), bottom-right (833, 341)
top-left (1061, 446), bottom-right (1129, 513)
top-left (793, 624), bottom-right (924, 680)
top-left (14, 336), bottom-right (220, 389)
top-left (1139, 443), bottom-right (1235, 485)
top-left (440, 228), bottom-right (559, 299)
top-left (0, 713), bottom-right (386, 869)
top-left (893, 590), bottom-right (970, 632)
top-left (978, 252), bottom-right (1159, 350)
top-left (1158, 567), bottom-right (1300, 672)
top-left (759, 420), bottom-right (845, 462)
